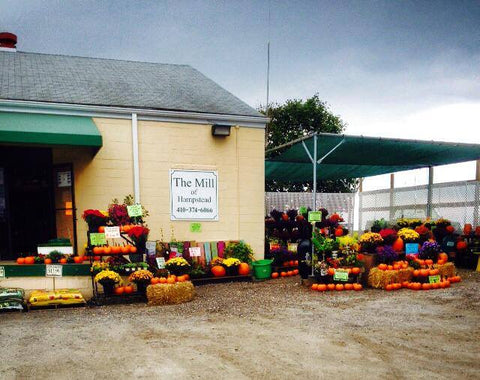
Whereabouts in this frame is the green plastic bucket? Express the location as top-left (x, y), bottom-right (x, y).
top-left (252, 259), bottom-right (273, 280)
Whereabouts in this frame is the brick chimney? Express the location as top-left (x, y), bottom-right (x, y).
top-left (0, 32), bottom-right (17, 51)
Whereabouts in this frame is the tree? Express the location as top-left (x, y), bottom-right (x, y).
top-left (260, 94), bottom-right (358, 193)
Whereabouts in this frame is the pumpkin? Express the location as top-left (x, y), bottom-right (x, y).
top-left (425, 259), bottom-right (433, 266)
top-left (280, 271), bottom-right (287, 277)
top-left (271, 272), bottom-right (279, 279)
top-left (177, 275), bottom-right (186, 282)
top-left (238, 263), bottom-right (250, 275)
top-left (44, 258), bottom-right (52, 264)
top-left (98, 226), bottom-right (105, 233)
top-left (344, 283), bottom-right (353, 291)
top-left (335, 284), bottom-right (344, 291)
top-left (73, 256), bottom-right (83, 264)
top-left (150, 277), bottom-right (158, 285)
top-left (124, 285), bottom-right (134, 294)
top-left (317, 284), bottom-right (327, 292)
top-left (111, 246), bottom-right (121, 254)
top-left (24, 256), bottom-right (35, 265)
top-left (385, 284), bottom-right (393, 291)
top-left (166, 277), bottom-right (176, 284)
top-left (129, 246), bottom-right (137, 253)
top-left (114, 286), bottom-right (124, 295)
top-left (353, 283), bottom-right (363, 291)
top-left (351, 267), bottom-right (361, 275)
top-left (456, 240), bottom-right (467, 250)
top-left (438, 252), bottom-right (448, 261)
top-left (311, 284), bottom-right (319, 291)
top-left (287, 271), bottom-right (293, 276)
top-left (93, 246), bottom-right (103, 255)
top-left (392, 237), bottom-right (404, 252)
top-left (378, 264), bottom-right (387, 271)
top-left (159, 277), bottom-right (167, 284)
top-left (327, 283), bottom-right (335, 291)
top-left (16, 257), bottom-right (25, 265)
top-left (59, 258), bottom-right (67, 264)
top-left (446, 225), bottom-right (455, 233)
top-left (103, 246), bottom-right (112, 255)
top-left (293, 269), bottom-right (299, 275)
top-left (327, 268), bottom-right (335, 276)
top-left (422, 283), bottom-right (431, 290)
top-left (211, 265), bottom-right (226, 277)
top-left (463, 224), bottom-right (472, 235)
top-left (121, 245), bottom-right (130, 254)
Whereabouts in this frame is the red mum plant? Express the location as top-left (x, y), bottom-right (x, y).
top-left (379, 228), bottom-right (397, 245)
top-left (108, 203), bottom-right (130, 226)
top-left (82, 209), bottom-right (107, 230)
top-left (329, 213), bottom-right (344, 224)
top-left (127, 226), bottom-right (150, 246)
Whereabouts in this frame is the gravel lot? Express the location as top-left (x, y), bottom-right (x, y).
top-left (1, 269), bottom-right (479, 380)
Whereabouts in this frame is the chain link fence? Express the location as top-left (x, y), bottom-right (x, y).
top-left (359, 180), bottom-right (480, 231)
top-left (265, 192), bottom-right (356, 232)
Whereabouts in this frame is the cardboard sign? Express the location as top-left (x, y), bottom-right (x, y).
top-left (429, 275), bottom-right (441, 284)
top-left (0, 266), bottom-right (4, 279)
top-left (104, 226), bottom-right (121, 239)
top-left (90, 233), bottom-right (106, 246)
top-left (146, 241), bottom-right (156, 255)
top-left (189, 247), bottom-right (201, 257)
top-left (46, 264), bottom-right (63, 278)
top-left (308, 211), bottom-right (322, 222)
top-left (333, 270), bottom-right (349, 282)
top-left (156, 257), bottom-right (166, 269)
top-left (127, 204), bottom-right (143, 217)
top-left (405, 243), bottom-right (419, 254)
top-left (190, 222), bottom-right (202, 233)
top-left (287, 243), bottom-right (298, 253)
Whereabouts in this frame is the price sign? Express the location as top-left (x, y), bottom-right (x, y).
top-left (189, 247), bottom-right (201, 257)
top-left (156, 257), bottom-right (166, 269)
top-left (0, 266), bottom-right (4, 279)
top-left (333, 270), bottom-right (349, 282)
top-left (429, 275), bottom-right (441, 284)
top-left (90, 233), bottom-right (107, 246)
top-left (146, 241), bottom-right (156, 255)
top-left (104, 226), bottom-right (121, 239)
top-left (190, 222), bottom-right (202, 233)
top-left (46, 264), bottom-right (63, 278)
top-left (287, 243), bottom-right (298, 253)
top-left (269, 242), bottom-right (281, 251)
top-left (127, 204), bottom-right (143, 217)
top-left (308, 211), bottom-right (322, 222)
top-left (405, 243), bottom-right (419, 254)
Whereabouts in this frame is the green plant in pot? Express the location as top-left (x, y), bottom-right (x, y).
top-left (224, 242), bottom-right (254, 264)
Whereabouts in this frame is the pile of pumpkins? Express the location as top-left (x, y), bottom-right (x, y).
top-left (271, 269), bottom-right (299, 278)
top-left (92, 245), bottom-right (137, 255)
top-left (211, 263), bottom-right (250, 277)
top-left (16, 255), bottom-right (86, 265)
top-left (311, 283), bottom-right (363, 291)
top-left (113, 274), bottom-right (191, 295)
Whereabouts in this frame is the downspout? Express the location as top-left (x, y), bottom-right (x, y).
top-left (131, 113), bottom-right (141, 203)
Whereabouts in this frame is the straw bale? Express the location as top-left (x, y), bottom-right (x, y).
top-left (147, 282), bottom-right (195, 306)
top-left (435, 262), bottom-right (456, 278)
top-left (368, 267), bottom-right (413, 289)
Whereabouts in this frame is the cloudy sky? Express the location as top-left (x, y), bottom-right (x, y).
top-left (1, 0), bottom-right (479, 188)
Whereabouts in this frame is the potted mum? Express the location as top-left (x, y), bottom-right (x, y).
top-left (419, 241), bottom-right (441, 261)
top-left (397, 228), bottom-right (420, 244)
top-left (222, 258), bottom-right (241, 276)
top-left (359, 232), bottom-right (383, 253)
top-left (128, 269), bottom-right (153, 293)
top-left (94, 270), bottom-right (122, 296)
top-left (165, 257), bottom-right (191, 276)
top-left (127, 225), bottom-right (150, 262)
top-left (82, 209), bottom-right (108, 233)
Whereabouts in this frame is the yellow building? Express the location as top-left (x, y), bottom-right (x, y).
top-left (0, 34), bottom-right (267, 265)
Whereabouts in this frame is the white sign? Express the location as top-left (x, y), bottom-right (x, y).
top-left (170, 169), bottom-right (218, 221)
top-left (156, 257), bottom-right (166, 269)
top-left (57, 171), bottom-right (72, 187)
top-left (146, 241), bottom-right (157, 255)
top-left (0, 266), bottom-right (5, 278)
top-left (104, 226), bottom-right (121, 239)
top-left (46, 264), bottom-right (63, 278)
top-left (189, 247), bottom-right (201, 257)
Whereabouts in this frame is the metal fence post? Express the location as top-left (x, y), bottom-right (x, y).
top-left (427, 166), bottom-right (434, 218)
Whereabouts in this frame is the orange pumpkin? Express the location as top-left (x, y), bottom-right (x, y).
top-left (327, 268), bottom-right (335, 276)
top-left (344, 283), bottom-right (353, 291)
top-left (271, 272), bottom-right (279, 279)
top-left (378, 264), bottom-right (388, 271)
top-left (124, 285), bottom-right (134, 294)
top-left (353, 283), bottom-right (363, 291)
top-left (392, 237), bottom-right (404, 252)
top-left (280, 271), bottom-right (287, 277)
top-left (98, 226), bottom-right (105, 233)
top-left (59, 258), bottom-right (67, 264)
top-left (24, 256), bottom-right (35, 265)
top-left (177, 275), bottom-right (186, 282)
top-left (93, 246), bottom-right (103, 255)
top-left (385, 284), bottom-right (393, 291)
top-left (238, 263), bottom-right (250, 275)
top-left (150, 277), bottom-right (159, 285)
top-left (159, 277), bottom-right (167, 284)
top-left (327, 283), bottom-right (335, 291)
top-left (73, 256), bottom-right (83, 264)
top-left (114, 286), bottom-right (124, 295)
top-left (287, 271), bottom-right (293, 276)
top-left (16, 257), bottom-right (25, 265)
top-left (103, 246), bottom-right (112, 255)
top-left (293, 269), bottom-right (299, 275)
top-left (311, 284), bottom-right (319, 291)
top-left (166, 277), bottom-right (176, 284)
top-left (129, 246), bottom-right (137, 254)
top-left (317, 284), bottom-right (327, 292)
top-left (438, 252), bottom-right (448, 261)
top-left (422, 283), bottom-right (432, 290)
top-left (334, 228), bottom-right (343, 237)
top-left (211, 265), bottom-right (226, 277)
top-left (121, 245), bottom-right (130, 254)
top-left (335, 284), bottom-right (344, 291)
top-left (351, 267), bottom-right (361, 275)
top-left (456, 240), bottom-right (467, 250)
top-left (111, 246), bottom-right (121, 254)
top-left (446, 225), bottom-right (455, 233)
top-left (44, 258), bottom-right (52, 264)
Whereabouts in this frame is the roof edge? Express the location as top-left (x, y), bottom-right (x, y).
top-left (0, 99), bottom-right (269, 129)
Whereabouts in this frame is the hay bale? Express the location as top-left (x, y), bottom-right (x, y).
top-left (146, 282), bottom-right (195, 306)
top-left (435, 262), bottom-right (456, 278)
top-left (368, 267), bottom-right (413, 289)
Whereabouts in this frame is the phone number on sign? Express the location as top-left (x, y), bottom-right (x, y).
top-left (176, 207), bottom-right (213, 213)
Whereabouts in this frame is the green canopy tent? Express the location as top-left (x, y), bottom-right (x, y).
top-left (266, 132), bottom-right (480, 212)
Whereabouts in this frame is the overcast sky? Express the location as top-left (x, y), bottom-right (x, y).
top-left (1, 0), bottom-right (479, 187)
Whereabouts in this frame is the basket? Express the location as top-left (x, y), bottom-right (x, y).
top-left (252, 259), bottom-right (273, 279)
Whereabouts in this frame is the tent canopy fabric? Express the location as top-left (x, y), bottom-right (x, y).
top-left (265, 133), bottom-right (480, 182)
top-left (0, 112), bottom-right (103, 147)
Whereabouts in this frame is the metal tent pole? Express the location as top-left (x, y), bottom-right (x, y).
top-left (312, 135), bottom-right (317, 275)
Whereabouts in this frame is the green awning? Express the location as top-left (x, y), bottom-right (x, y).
top-left (266, 133), bottom-right (480, 181)
top-left (0, 112), bottom-right (102, 147)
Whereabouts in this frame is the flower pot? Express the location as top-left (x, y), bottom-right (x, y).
top-left (225, 266), bottom-right (239, 276)
top-left (101, 282), bottom-right (115, 296)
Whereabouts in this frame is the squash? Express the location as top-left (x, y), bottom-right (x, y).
top-left (211, 265), bottom-right (226, 277)
top-left (392, 237), bottom-right (404, 252)
top-left (238, 262), bottom-right (250, 275)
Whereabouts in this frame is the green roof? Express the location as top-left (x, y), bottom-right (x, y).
top-left (265, 133), bottom-right (480, 181)
top-left (0, 112), bottom-right (102, 147)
